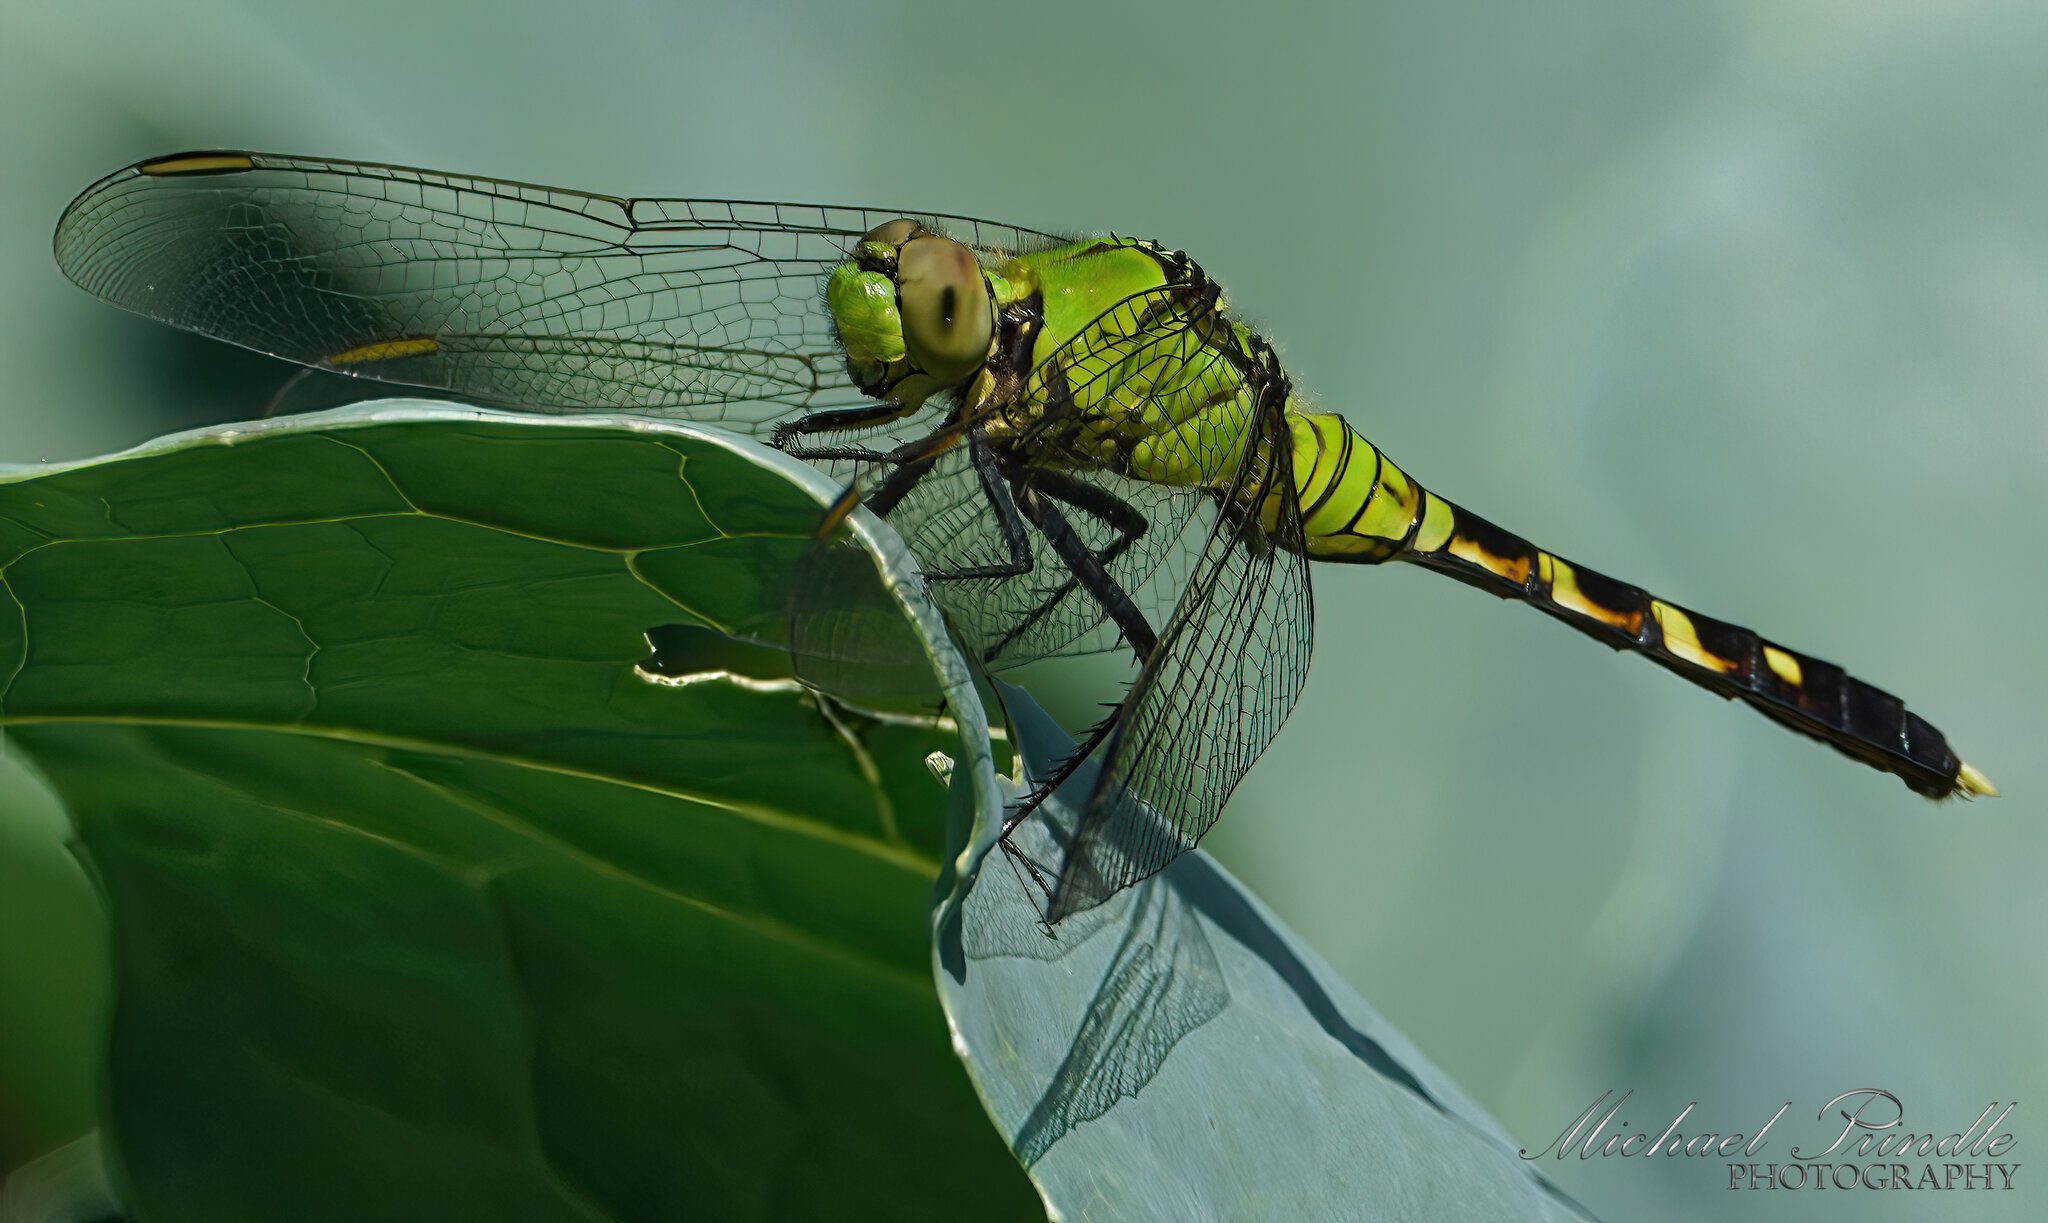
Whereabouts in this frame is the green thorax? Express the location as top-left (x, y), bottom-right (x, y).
top-left (985, 237), bottom-right (1287, 492)
top-left (990, 237), bottom-right (1180, 370)
top-left (988, 239), bottom-right (1418, 561)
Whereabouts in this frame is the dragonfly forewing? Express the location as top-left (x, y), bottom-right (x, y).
top-left (52, 151), bottom-right (1059, 437)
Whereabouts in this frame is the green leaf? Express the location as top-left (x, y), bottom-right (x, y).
top-left (933, 682), bottom-right (1598, 1222)
top-left (4, 400), bottom-right (1597, 1222)
top-left (0, 403), bottom-right (1039, 1222)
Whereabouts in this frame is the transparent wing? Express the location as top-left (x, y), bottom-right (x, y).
top-left (1043, 403), bottom-right (1313, 922)
top-left (863, 280), bottom-right (1315, 921)
top-left (52, 150), bottom-right (1062, 437)
top-left (882, 285), bottom-right (1243, 669)
top-left (962, 685), bottom-right (1231, 1166)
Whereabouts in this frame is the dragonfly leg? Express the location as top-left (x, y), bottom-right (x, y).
top-left (926, 430), bottom-right (1036, 582)
top-left (782, 444), bottom-right (889, 463)
top-left (770, 401), bottom-right (920, 451)
top-left (1000, 704), bottom-right (1125, 837)
top-left (1016, 484), bottom-right (1158, 662)
top-left (983, 472), bottom-right (1150, 662)
top-left (997, 476), bottom-right (1164, 833)
top-left (814, 424), bottom-right (965, 532)
top-left (1029, 470), bottom-right (1149, 567)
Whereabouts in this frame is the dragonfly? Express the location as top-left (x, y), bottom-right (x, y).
top-left (54, 151), bottom-right (1996, 922)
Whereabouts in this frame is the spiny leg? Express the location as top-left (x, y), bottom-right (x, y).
top-left (1000, 480), bottom-right (1161, 837)
top-left (815, 424), bottom-right (968, 535)
top-left (783, 444), bottom-right (890, 464)
top-left (771, 401), bottom-right (921, 451)
top-left (777, 401), bottom-right (932, 465)
top-left (1017, 483), bottom-right (1159, 661)
top-left (984, 470), bottom-right (1151, 662)
top-left (1000, 702), bottom-right (1129, 838)
top-left (861, 447), bottom-right (943, 519)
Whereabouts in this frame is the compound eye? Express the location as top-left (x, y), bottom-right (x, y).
top-left (896, 234), bottom-right (993, 385)
top-left (860, 218), bottom-right (921, 250)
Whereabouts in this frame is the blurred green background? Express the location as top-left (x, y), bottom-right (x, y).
top-left (1, 2), bottom-right (2041, 1218)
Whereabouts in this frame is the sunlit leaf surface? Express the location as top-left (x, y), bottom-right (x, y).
top-left (0, 403), bottom-right (1037, 1223)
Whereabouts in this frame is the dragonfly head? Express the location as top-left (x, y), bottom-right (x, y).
top-left (828, 219), bottom-right (996, 405)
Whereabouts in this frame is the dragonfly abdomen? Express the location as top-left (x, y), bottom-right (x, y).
top-left (1278, 410), bottom-right (1424, 561)
top-left (1283, 411), bottom-right (1993, 800)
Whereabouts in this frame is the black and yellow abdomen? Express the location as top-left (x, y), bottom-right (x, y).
top-left (1280, 412), bottom-right (1428, 561)
top-left (1281, 410), bottom-right (1994, 800)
